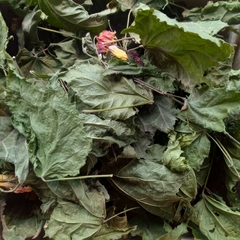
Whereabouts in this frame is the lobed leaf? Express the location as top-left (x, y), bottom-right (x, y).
top-left (185, 1), bottom-right (240, 25)
top-left (191, 195), bottom-right (240, 240)
top-left (6, 71), bottom-right (92, 179)
top-left (180, 85), bottom-right (240, 132)
top-left (122, 8), bottom-right (233, 88)
top-left (136, 95), bottom-right (178, 134)
top-left (105, 145), bottom-right (193, 220)
top-left (61, 61), bottom-right (153, 120)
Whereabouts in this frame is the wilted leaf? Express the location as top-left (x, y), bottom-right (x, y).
top-left (180, 85), bottom-right (240, 132)
top-left (47, 180), bottom-right (106, 218)
top-left (21, 8), bottom-right (46, 50)
top-left (0, 116), bottom-right (29, 184)
top-left (16, 48), bottom-right (62, 78)
top-left (93, 223), bottom-right (136, 240)
top-left (38, 0), bottom-right (116, 33)
top-left (191, 195), bottom-right (240, 240)
top-left (61, 60), bottom-right (153, 120)
top-left (105, 145), bottom-right (192, 220)
top-left (6, 72), bottom-right (92, 179)
top-left (45, 199), bottom-right (102, 240)
top-left (2, 193), bottom-right (41, 240)
top-left (49, 39), bottom-right (80, 68)
top-left (0, 11), bottom-right (8, 69)
top-left (159, 222), bottom-right (188, 240)
top-left (136, 95), bottom-right (178, 134)
top-left (122, 8), bottom-right (233, 88)
top-left (185, 1), bottom-right (240, 25)
top-left (176, 122), bottom-right (211, 171)
top-left (221, 131), bottom-right (240, 207)
top-left (130, 213), bottom-right (167, 240)
top-left (162, 132), bottom-right (188, 172)
top-left (82, 113), bottom-right (138, 147)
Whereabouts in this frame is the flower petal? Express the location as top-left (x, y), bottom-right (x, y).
top-left (108, 45), bottom-right (128, 61)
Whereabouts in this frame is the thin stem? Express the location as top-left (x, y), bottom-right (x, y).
top-left (42, 174), bottom-right (113, 182)
top-left (202, 146), bottom-right (214, 196)
top-left (127, 45), bottom-right (143, 51)
top-left (132, 78), bottom-right (186, 105)
top-left (108, 19), bottom-right (114, 32)
top-left (0, 183), bottom-right (21, 193)
top-left (207, 133), bottom-right (240, 178)
top-left (123, 8), bottom-right (134, 49)
top-left (103, 37), bottom-right (134, 45)
top-left (103, 206), bottom-right (140, 223)
top-left (224, 131), bottom-right (240, 148)
top-left (168, 2), bottom-right (188, 11)
top-left (12, 56), bottom-right (24, 77)
top-left (37, 26), bottom-right (82, 41)
top-left (32, 220), bottom-right (46, 239)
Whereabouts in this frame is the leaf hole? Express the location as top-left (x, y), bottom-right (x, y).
top-left (209, 227), bottom-right (215, 233)
top-left (214, 212), bottom-right (219, 217)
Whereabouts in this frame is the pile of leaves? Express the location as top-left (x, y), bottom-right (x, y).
top-left (1, 0), bottom-right (240, 239)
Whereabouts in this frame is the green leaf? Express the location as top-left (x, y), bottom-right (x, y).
top-left (136, 95), bottom-right (178, 134)
top-left (47, 180), bottom-right (106, 218)
top-left (185, 1), bottom-right (240, 25)
top-left (131, 213), bottom-right (189, 240)
top-left (130, 214), bottom-right (168, 240)
top-left (0, 11), bottom-right (8, 69)
top-left (180, 85), bottom-right (240, 132)
top-left (105, 145), bottom-right (192, 220)
top-left (1, 194), bottom-right (41, 240)
top-left (188, 221), bottom-right (209, 240)
top-left (159, 222), bottom-right (188, 240)
top-left (191, 195), bottom-right (240, 240)
top-left (45, 199), bottom-right (102, 240)
top-left (0, 117), bottom-right (29, 184)
top-left (93, 224), bottom-right (136, 240)
top-left (82, 113), bottom-right (138, 147)
top-left (49, 39), bottom-right (80, 68)
top-left (202, 59), bottom-right (233, 87)
top-left (21, 8), bottom-right (46, 50)
top-left (37, 0), bottom-right (116, 33)
top-left (145, 74), bottom-right (176, 94)
top-left (6, 71), bottom-right (92, 179)
top-left (162, 132), bottom-right (188, 172)
top-left (122, 8), bottom-right (233, 88)
top-left (176, 122), bottom-right (211, 171)
top-left (61, 60), bottom-right (153, 120)
top-left (16, 48), bottom-right (62, 78)
top-left (221, 131), bottom-right (240, 207)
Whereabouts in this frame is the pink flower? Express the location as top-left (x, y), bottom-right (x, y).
top-left (96, 30), bottom-right (128, 60)
top-left (97, 30), bottom-right (117, 53)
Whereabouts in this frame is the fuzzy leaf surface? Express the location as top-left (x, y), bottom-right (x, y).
top-left (6, 72), bottom-right (92, 179)
top-left (61, 61), bottom-right (153, 120)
